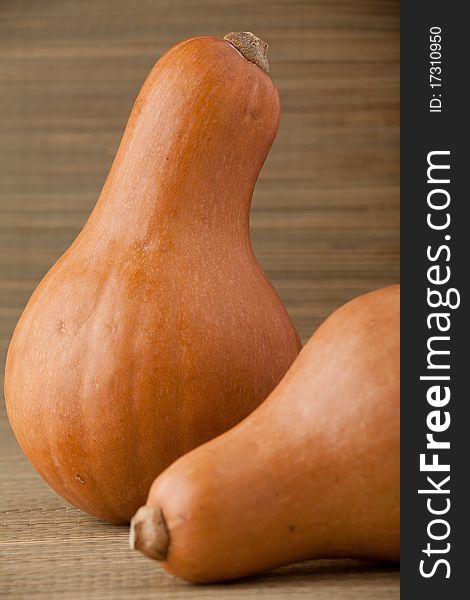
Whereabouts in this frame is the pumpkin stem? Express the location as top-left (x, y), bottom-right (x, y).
top-left (224, 32), bottom-right (270, 74)
top-left (130, 505), bottom-right (169, 561)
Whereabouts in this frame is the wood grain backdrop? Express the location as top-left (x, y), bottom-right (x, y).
top-left (0, 0), bottom-right (399, 598)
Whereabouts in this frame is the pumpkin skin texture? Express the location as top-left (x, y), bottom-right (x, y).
top-left (131, 285), bottom-right (400, 582)
top-left (4, 34), bottom-right (301, 524)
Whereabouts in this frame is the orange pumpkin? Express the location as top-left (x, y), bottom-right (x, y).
top-left (131, 285), bottom-right (400, 582)
top-left (4, 32), bottom-right (301, 523)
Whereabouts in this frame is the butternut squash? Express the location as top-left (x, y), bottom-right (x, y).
top-left (4, 32), bottom-right (301, 523)
top-left (130, 285), bottom-right (400, 582)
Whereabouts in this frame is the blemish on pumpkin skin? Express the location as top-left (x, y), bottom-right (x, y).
top-left (288, 524), bottom-right (296, 533)
top-left (75, 474), bottom-right (85, 484)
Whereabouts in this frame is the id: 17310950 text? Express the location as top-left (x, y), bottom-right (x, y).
top-left (429, 26), bottom-right (443, 113)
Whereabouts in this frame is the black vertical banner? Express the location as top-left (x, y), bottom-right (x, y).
top-left (401, 2), bottom-right (469, 598)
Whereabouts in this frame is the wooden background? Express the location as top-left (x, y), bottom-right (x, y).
top-left (0, 0), bottom-right (399, 598)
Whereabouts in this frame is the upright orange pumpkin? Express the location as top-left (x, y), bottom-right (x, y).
top-left (4, 33), bottom-right (301, 523)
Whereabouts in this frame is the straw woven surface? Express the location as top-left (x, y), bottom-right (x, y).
top-left (1, 0), bottom-right (399, 597)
